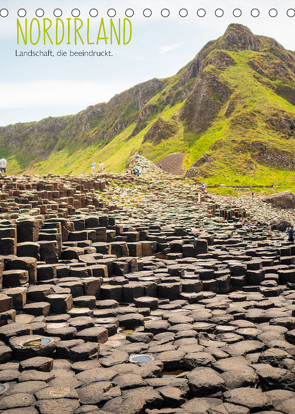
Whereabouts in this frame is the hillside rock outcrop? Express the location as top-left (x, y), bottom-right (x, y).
top-left (263, 191), bottom-right (295, 209)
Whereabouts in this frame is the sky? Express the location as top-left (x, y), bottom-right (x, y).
top-left (0, 0), bottom-right (295, 126)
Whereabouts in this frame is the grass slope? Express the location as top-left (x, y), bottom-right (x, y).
top-left (185, 50), bottom-right (295, 187)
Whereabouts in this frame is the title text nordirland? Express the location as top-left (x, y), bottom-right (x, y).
top-left (17, 18), bottom-right (132, 46)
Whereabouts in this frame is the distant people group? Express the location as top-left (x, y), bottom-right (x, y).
top-left (91, 161), bottom-right (103, 173)
top-left (126, 167), bottom-right (141, 176)
top-left (237, 218), bottom-right (255, 228)
top-left (0, 157), bottom-right (7, 176)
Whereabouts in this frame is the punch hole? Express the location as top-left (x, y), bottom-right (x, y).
top-left (53, 9), bottom-right (62, 17)
top-left (269, 8), bottom-right (278, 18)
top-left (71, 9), bottom-right (80, 17)
top-left (17, 8), bottom-right (27, 18)
top-left (215, 8), bottom-right (224, 18)
top-left (35, 9), bottom-right (45, 18)
top-left (107, 8), bottom-right (116, 18)
top-left (89, 9), bottom-right (99, 17)
top-left (161, 8), bottom-right (170, 18)
top-left (233, 8), bottom-right (242, 18)
top-left (143, 8), bottom-right (152, 17)
top-left (251, 8), bottom-right (260, 17)
top-left (125, 9), bottom-right (134, 17)
top-left (179, 8), bottom-right (188, 18)
top-left (197, 9), bottom-right (206, 18)
top-left (0, 9), bottom-right (8, 17)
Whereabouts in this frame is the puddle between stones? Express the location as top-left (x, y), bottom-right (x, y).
top-left (22, 338), bottom-right (52, 347)
top-left (118, 329), bottom-right (134, 334)
top-left (144, 316), bottom-right (159, 322)
top-left (129, 354), bottom-right (154, 363)
top-left (161, 369), bottom-right (184, 378)
top-left (0, 384), bottom-right (6, 393)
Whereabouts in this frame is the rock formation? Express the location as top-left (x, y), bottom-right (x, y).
top-left (0, 170), bottom-right (293, 411)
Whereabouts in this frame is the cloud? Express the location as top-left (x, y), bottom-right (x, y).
top-left (0, 79), bottom-right (133, 110)
top-left (158, 42), bottom-right (184, 54)
top-left (0, 79), bottom-right (135, 125)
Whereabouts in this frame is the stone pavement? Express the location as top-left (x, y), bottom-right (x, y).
top-left (0, 172), bottom-right (294, 413)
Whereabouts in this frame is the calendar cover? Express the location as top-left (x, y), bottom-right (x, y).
top-left (0, 1), bottom-right (295, 189)
top-left (0, 3), bottom-right (295, 413)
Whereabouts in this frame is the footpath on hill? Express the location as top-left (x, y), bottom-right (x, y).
top-left (0, 165), bottom-right (294, 412)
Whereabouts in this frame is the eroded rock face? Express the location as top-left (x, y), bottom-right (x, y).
top-left (180, 71), bottom-right (232, 134)
top-left (264, 191), bottom-right (295, 209)
top-left (229, 139), bottom-right (295, 170)
top-left (252, 148), bottom-right (295, 170)
top-left (143, 118), bottom-right (178, 145)
top-left (219, 24), bottom-right (265, 52)
top-left (0, 172), bottom-right (293, 412)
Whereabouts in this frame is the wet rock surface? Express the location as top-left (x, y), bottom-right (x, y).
top-left (0, 172), bottom-right (294, 412)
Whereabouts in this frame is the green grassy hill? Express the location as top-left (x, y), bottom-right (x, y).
top-left (1, 24), bottom-right (295, 187)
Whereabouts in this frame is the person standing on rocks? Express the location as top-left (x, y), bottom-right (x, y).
top-left (0, 157), bottom-right (7, 177)
top-left (286, 225), bottom-right (295, 242)
top-left (99, 161), bottom-right (104, 173)
top-left (91, 161), bottom-right (96, 173)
